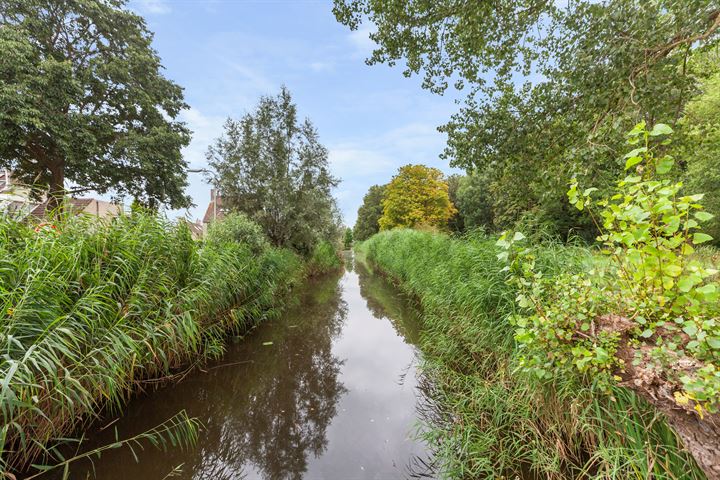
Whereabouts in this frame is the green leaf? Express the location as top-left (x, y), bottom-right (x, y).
top-left (512, 231), bottom-right (526, 242)
top-left (693, 233), bottom-right (713, 244)
top-left (624, 147), bottom-right (647, 159)
top-left (664, 264), bottom-right (682, 277)
top-left (682, 322), bottom-right (698, 337)
top-left (649, 123), bottom-right (673, 136)
top-left (640, 329), bottom-right (653, 338)
top-left (624, 156), bottom-right (642, 170)
top-left (695, 211), bottom-right (714, 222)
top-left (655, 156), bottom-right (674, 175)
top-left (707, 337), bottom-right (720, 349)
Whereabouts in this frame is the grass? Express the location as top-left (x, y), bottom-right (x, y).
top-left (306, 240), bottom-right (343, 276)
top-left (358, 229), bottom-right (704, 479)
top-left (0, 212), bottom-right (302, 476)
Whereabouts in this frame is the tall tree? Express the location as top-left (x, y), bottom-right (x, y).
top-left (0, 0), bottom-right (191, 208)
top-left (207, 87), bottom-right (341, 255)
top-left (379, 164), bottom-right (455, 231)
top-left (334, 1), bottom-right (720, 237)
top-left (353, 184), bottom-right (385, 241)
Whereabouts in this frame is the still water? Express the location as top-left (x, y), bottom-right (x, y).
top-left (69, 255), bottom-right (432, 479)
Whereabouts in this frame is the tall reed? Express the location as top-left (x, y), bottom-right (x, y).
top-left (0, 212), bottom-right (301, 475)
top-left (359, 229), bottom-right (703, 479)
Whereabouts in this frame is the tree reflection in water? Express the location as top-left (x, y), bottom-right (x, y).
top-left (67, 273), bottom-right (348, 480)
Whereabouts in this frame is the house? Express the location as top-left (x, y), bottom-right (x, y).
top-left (29, 197), bottom-right (122, 220)
top-left (202, 188), bottom-right (225, 235)
top-left (179, 217), bottom-right (204, 240)
top-left (0, 170), bottom-right (39, 218)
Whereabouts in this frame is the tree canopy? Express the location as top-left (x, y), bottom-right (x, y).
top-left (353, 184), bottom-right (385, 241)
top-left (207, 87), bottom-right (341, 255)
top-left (379, 164), bottom-right (455, 231)
top-left (334, 0), bottom-right (720, 238)
top-left (0, 0), bottom-right (191, 208)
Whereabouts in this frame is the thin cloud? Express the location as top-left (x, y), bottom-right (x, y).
top-left (134, 0), bottom-right (171, 15)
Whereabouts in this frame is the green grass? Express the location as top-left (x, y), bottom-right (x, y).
top-left (0, 212), bottom-right (302, 476)
top-left (306, 240), bottom-right (343, 276)
top-left (358, 229), bottom-right (704, 479)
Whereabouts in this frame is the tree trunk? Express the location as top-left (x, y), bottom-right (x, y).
top-left (46, 160), bottom-right (65, 214)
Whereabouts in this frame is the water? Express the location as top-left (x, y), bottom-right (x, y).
top-left (67, 255), bottom-right (432, 480)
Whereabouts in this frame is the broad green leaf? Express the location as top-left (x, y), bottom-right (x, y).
top-left (693, 233), bottom-right (713, 244)
top-left (695, 211), bottom-right (714, 222)
top-left (624, 156), bottom-right (642, 170)
top-left (655, 156), bottom-right (674, 175)
top-left (649, 123), bottom-right (673, 136)
top-left (707, 337), bottom-right (720, 349)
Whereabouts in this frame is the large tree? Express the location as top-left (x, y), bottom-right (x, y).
top-left (0, 0), bottom-right (191, 208)
top-left (379, 164), bottom-right (455, 231)
top-left (353, 184), bottom-right (385, 241)
top-left (334, 1), bottom-right (720, 237)
top-left (207, 87), bottom-right (341, 255)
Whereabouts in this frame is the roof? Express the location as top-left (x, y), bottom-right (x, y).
top-left (30, 198), bottom-right (94, 218)
top-left (202, 196), bottom-right (225, 224)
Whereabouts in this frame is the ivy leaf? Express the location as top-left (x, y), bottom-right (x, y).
top-left (655, 156), bottom-right (674, 174)
top-left (707, 337), bottom-right (720, 349)
top-left (649, 123), bottom-right (673, 136)
top-left (693, 233), bottom-right (713, 244)
top-left (682, 322), bottom-right (698, 337)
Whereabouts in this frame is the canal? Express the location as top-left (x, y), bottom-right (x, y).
top-left (67, 255), bottom-right (432, 479)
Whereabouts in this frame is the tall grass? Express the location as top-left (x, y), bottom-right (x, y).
top-left (0, 212), bottom-right (301, 475)
top-left (359, 229), bottom-right (703, 479)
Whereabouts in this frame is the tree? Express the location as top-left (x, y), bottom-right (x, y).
top-left (353, 184), bottom-right (385, 241)
top-left (343, 227), bottom-right (353, 249)
top-left (379, 164), bottom-right (456, 231)
top-left (456, 172), bottom-right (494, 232)
top-left (334, 1), bottom-right (720, 237)
top-left (0, 0), bottom-right (191, 209)
top-left (446, 174), bottom-right (464, 233)
top-left (207, 87), bottom-right (341, 255)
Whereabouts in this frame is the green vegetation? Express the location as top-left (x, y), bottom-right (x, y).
top-left (0, 0), bottom-right (191, 208)
top-left (353, 184), bottom-right (385, 241)
top-left (206, 87), bottom-right (341, 255)
top-left (343, 227), bottom-right (353, 249)
top-left (335, 1), bottom-right (720, 241)
top-left (359, 229), bottom-right (704, 479)
top-left (0, 212), bottom-right (303, 476)
top-left (307, 241), bottom-right (343, 276)
top-left (379, 164), bottom-right (456, 231)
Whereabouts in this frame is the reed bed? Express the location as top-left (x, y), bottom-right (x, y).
top-left (359, 229), bottom-right (703, 479)
top-left (0, 212), bottom-right (301, 475)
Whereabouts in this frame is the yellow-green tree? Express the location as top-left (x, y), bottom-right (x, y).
top-left (379, 164), bottom-right (456, 230)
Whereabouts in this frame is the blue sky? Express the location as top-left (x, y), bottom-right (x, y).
top-left (129, 0), bottom-right (462, 225)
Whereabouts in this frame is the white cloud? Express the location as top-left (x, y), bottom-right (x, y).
top-left (309, 61), bottom-right (335, 73)
top-left (328, 122), bottom-right (460, 225)
top-left (134, 0), bottom-right (171, 15)
top-left (347, 23), bottom-right (377, 57)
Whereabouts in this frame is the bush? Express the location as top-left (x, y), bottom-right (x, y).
top-left (307, 241), bottom-right (342, 275)
top-left (204, 212), bottom-right (269, 253)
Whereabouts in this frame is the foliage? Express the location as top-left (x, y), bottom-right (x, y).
top-left (679, 57), bottom-right (720, 245)
top-left (306, 241), bottom-right (342, 276)
top-left (205, 212), bottom-right (269, 254)
top-left (455, 172), bottom-right (494, 232)
top-left (207, 87), bottom-right (341, 255)
top-left (378, 165), bottom-right (456, 231)
top-left (0, 0), bottom-right (191, 208)
top-left (343, 227), bottom-right (353, 249)
top-left (334, 0), bottom-right (720, 238)
top-left (0, 212), bottom-right (301, 475)
top-left (501, 123), bottom-right (720, 414)
top-left (445, 174), bottom-right (464, 233)
top-left (353, 184), bottom-right (385, 241)
top-left (361, 229), bottom-right (702, 479)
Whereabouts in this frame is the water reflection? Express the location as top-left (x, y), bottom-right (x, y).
top-left (64, 257), bottom-right (432, 480)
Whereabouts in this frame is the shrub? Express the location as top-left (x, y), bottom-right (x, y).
top-left (204, 212), bottom-right (269, 253)
top-left (307, 241), bottom-right (342, 275)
